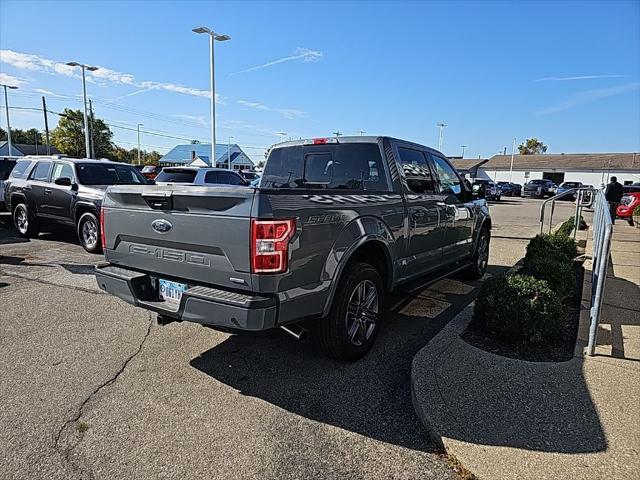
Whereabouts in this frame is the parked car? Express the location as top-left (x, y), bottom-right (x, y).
top-left (4, 157), bottom-right (148, 252)
top-left (95, 136), bottom-right (491, 361)
top-left (154, 167), bottom-right (250, 186)
top-left (556, 181), bottom-right (583, 200)
top-left (141, 165), bottom-right (163, 181)
top-left (511, 183), bottom-right (522, 197)
top-left (496, 181), bottom-right (514, 196)
top-left (522, 179), bottom-right (555, 198)
top-left (473, 179), bottom-right (501, 201)
top-left (617, 190), bottom-right (640, 225)
top-left (0, 158), bottom-right (17, 212)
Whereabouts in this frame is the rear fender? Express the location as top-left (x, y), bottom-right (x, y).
top-left (321, 216), bottom-right (395, 317)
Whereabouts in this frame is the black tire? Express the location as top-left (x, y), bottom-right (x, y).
top-left (318, 261), bottom-right (384, 361)
top-left (463, 227), bottom-right (490, 280)
top-left (13, 203), bottom-right (39, 237)
top-left (77, 212), bottom-right (102, 253)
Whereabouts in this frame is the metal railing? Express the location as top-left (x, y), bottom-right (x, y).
top-left (539, 186), bottom-right (612, 355)
top-left (587, 189), bottom-right (613, 356)
top-left (539, 187), bottom-right (595, 237)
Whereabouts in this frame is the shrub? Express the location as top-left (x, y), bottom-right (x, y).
top-left (556, 217), bottom-right (575, 238)
top-left (473, 274), bottom-right (562, 343)
top-left (522, 254), bottom-right (575, 301)
top-left (525, 233), bottom-right (577, 263)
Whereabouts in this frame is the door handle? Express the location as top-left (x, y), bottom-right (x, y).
top-left (22, 185), bottom-right (32, 191)
top-left (44, 188), bottom-right (52, 194)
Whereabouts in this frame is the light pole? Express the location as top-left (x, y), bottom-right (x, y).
top-left (509, 137), bottom-right (516, 182)
top-left (227, 135), bottom-right (233, 170)
top-left (66, 62), bottom-right (98, 158)
top-left (137, 123), bottom-right (143, 165)
top-left (461, 145), bottom-right (467, 158)
top-left (1, 84), bottom-right (18, 156)
top-left (358, 130), bottom-right (366, 136)
top-left (193, 26), bottom-right (231, 167)
top-left (436, 123), bottom-right (447, 151)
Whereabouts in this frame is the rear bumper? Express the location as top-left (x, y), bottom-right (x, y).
top-left (616, 206), bottom-right (635, 218)
top-left (95, 264), bottom-right (277, 331)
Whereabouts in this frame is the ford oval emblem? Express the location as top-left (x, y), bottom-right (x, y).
top-left (151, 219), bottom-right (172, 234)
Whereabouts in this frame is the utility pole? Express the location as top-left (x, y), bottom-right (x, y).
top-left (1, 84), bottom-right (18, 156)
top-left (66, 62), bottom-right (98, 158)
top-left (89, 99), bottom-right (96, 158)
top-left (461, 145), bottom-right (467, 158)
top-left (333, 130), bottom-right (342, 137)
top-left (436, 123), bottom-right (447, 151)
top-left (137, 123), bottom-right (143, 165)
top-left (42, 96), bottom-right (51, 155)
top-left (509, 137), bottom-right (516, 183)
top-left (193, 26), bottom-right (231, 167)
top-left (227, 136), bottom-right (233, 170)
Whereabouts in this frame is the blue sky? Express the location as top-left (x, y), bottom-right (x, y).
top-left (1, 0), bottom-right (639, 161)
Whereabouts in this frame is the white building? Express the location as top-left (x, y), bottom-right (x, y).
top-left (454, 153), bottom-right (640, 186)
top-left (159, 143), bottom-right (254, 170)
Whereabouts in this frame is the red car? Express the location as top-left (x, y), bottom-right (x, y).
top-left (616, 186), bottom-right (640, 225)
top-left (141, 165), bottom-right (163, 181)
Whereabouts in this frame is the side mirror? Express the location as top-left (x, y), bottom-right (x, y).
top-left (472, 183), bottom-right (486, 199)
top-left (54, 177), bottom-right (72, 187)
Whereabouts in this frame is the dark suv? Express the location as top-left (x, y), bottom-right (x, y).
top-left (523, 179), bottom-right (555, 198)
top-left (4, 156), bottom-right (147, 252)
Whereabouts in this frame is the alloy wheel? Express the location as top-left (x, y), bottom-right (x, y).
top-left (345, 279), bottom-right (379, 346)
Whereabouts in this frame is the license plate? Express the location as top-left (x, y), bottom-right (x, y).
top-left (159, 279), bottom-right (187, 307)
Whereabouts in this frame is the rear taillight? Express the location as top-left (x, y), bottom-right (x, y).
top-left (251, 219), bottom-right (296, 274)
top-left (100, 207), bottom-right (106, 250)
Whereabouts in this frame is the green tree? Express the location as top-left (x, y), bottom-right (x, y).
top-left (518, 138), bottom-right (548, 155)
top-left (0, 127), bottom-right (45, 145)
top-left (51, 108), bottom-right (114, 158)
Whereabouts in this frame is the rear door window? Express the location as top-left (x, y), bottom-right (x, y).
top-left (262, 143), bottom-right (388, 191)
top-left (52, 163), bottom-right (75, 182)
top-left (204, 171), bottom-right (220, 184)
top-left (155, 169), bottom-right (197, 183)
top-left (220, 172), bottom-right (246, 185)
top-left (29, 161), bottom-right (52, 182)
top-left (397, 147), bottom-right (436, 193)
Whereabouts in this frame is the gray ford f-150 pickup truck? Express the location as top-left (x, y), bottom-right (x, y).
top-left (95, 136), bottom-right (491, 360)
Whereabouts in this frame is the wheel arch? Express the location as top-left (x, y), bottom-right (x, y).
top-left (321, 217), bottom-right (396, 317)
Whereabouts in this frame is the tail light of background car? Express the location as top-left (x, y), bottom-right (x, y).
top-left (251, 219), bottom-right (296, 274)
top-left (100, 207), bottom-right (106, 250)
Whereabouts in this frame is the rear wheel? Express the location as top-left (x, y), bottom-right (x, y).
top-left (464, 227), bottom-right (490, 279)
top-left (77, 212), bottom-right (102, 253)
top-left (13, 203), bottom-right (39, 237)
top-left (319, 262), bottom-right (384, 361)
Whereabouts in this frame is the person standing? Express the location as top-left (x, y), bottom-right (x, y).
top-left (605, 176), bottom-right (624, 224)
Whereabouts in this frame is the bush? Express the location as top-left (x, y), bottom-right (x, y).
top-left (473, 274), bottom-right (562, 343)
top-left (522, 254), bottom-right (575, 300)
top-left (525, 233), bottom-right (577, 263)
top-left (556, 217), bottom-right (576, 238)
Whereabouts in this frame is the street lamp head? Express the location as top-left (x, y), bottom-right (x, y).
top-left (192, 26), bottom-right (211, 34)
top-left (66, 61), bottom-right (80, 67)
top-left (86, 66), bottom-right (99, 72)
top-left (214, 34), bottom-right (231, 41)
top-left (1, 84), bottom-right (19, 90)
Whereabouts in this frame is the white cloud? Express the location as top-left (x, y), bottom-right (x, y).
top-left (0, 72), bottom-right (25, 86)
top-left (173, 114), bottom-right (208, 127)
top-left (533, 74), bottom-right (630, 82)
top-left (231, 48), bottom-right (323, 75)
top-left (237, 100), bottom-right (269, 110)
top-left (536, 82), bottom-right (640, 115)
top-left (277, 108), bottom-right (306, 119)
top-left (1, 49), bottom-right (221, 102)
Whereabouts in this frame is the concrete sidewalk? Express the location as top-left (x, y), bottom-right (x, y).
top-left (411, 223), bottom-right (640, 479)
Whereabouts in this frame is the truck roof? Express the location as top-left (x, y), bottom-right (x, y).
top-left (271, 136), bottom-right (446, 157)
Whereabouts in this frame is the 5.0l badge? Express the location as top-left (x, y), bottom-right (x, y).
top-left (151, 219), bottom-right (172, 234)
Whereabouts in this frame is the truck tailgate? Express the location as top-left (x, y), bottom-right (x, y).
top-left (102, 185), bottom-right (256, 291)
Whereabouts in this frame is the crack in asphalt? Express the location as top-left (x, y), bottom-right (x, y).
top-left (52, 314), bottom-right (155, 479)
top-left (0, 269), bottom-right (107, 296)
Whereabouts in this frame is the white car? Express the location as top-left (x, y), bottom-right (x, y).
top-left (154, 167), bottom-right (250, 187)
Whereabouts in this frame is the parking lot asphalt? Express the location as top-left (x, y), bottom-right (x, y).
top-left (0, 198), bottom-right (579, 479)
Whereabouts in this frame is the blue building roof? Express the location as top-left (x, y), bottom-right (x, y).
top-left (159, 143), bottom-right (253, 166)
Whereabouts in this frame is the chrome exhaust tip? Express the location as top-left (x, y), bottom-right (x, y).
top-left (280, 324), bottom-right (309, 342)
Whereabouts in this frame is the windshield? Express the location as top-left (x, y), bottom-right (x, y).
top-left (241, 172), bottom-right (259, 180)
top-left (262, 143), bottom-right (388, 191)
top-left (560, 182), bottom-right (581, 188)
top-left (76, 163), bottom-right (147, 185)
top-left (155, 169), bottom-right (197, 183)
top-left (529, 179), bottom-right (545, 185)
